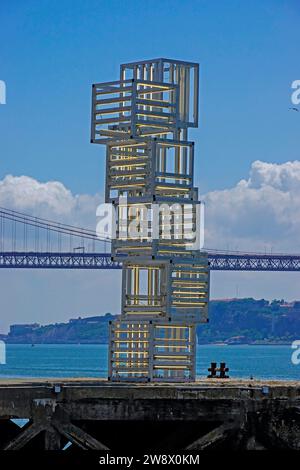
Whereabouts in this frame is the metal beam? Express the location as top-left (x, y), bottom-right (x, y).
top-left (3, 422), bottom-right (44, 450)
top-left (55, 422), bottom-right (109, 450)
top-left (185, 422), bottom-right (238, 450)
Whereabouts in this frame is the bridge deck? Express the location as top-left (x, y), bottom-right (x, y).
top-left (1, 251), bottom-right (300, 271)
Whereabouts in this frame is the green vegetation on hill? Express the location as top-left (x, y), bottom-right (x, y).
top-left (4, 314), bottom-right (114, 344)
top-left (199, 298), bottom-right (300, 344)
top-left (2, 299), bottom-right (300, 344)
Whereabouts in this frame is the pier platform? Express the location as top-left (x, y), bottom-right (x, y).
top-left (0, 378), bottom-right (299, 450)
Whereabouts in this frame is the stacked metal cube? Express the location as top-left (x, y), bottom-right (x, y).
top-left (91, 58), bottom-right (210, 382)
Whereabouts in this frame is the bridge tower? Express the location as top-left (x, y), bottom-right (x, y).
top-left (91, 58), bottom-right (210, 382)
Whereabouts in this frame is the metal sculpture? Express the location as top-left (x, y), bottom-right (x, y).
top-left (91, 58), bottom-right (210, 381)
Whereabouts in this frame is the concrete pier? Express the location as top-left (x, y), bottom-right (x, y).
top-left (0, 378), bottom-right (299, 450)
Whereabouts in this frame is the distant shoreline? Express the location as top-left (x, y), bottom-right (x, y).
top-left (2, 298), bottom-right (299, 346)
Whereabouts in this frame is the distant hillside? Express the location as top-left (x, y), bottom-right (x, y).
top-left (202, 298), bottom-right (300, 344)
top-left (2, 299), bottom-right (300, 345)
top-left (3, 314), bottom-right (114, 344)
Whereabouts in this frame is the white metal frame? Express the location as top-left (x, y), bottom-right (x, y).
top-left (91, 58), bottom-right (209, 382)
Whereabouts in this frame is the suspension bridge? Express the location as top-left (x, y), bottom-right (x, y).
top-left (0, 206), bottom-right (299, 272)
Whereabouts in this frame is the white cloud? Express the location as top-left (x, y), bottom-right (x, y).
top-left (1, 163), bottom-right (300, 253)
top-left (0, 175), bottom-right (75, 214)
top-left (0, 174), bottom-right (101, 229)
top-left (248, 160), bottom-right (300, 191)
top-left (203, 160), bottom-right (300, 253)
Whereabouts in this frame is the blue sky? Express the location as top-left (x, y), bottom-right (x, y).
top-left (0, 0), bottom-right (300, 330)
top-left (1, 0), bottom-right (299, 195)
